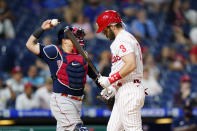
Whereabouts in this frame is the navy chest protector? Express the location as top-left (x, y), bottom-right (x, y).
top-left (56, 47), bottom-right (88, 90)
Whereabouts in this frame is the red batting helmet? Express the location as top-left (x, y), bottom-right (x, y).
top-left (96, 10), bottom-right (122, 33)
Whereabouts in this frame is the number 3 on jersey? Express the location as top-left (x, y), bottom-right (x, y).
top-left (120, 45), bottom-right (126, 53)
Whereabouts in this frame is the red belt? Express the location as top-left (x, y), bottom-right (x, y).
top-left (61, 94), bottom-right (82, 101)
top-left (133, 79), bottom-right (141, 83)
top-left (116, 79), bottom-right (141, 87)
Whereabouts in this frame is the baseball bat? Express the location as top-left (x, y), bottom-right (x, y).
top-left (64, 28), bottom-right (109, 91)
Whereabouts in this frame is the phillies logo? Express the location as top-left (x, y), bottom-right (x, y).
top-left (112, 55), bottom-right (121, 63)
top-left (57, 60), bottom-right (62, 68)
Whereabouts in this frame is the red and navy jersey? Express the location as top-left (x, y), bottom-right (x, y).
top-left (38, 44), bottom-right (99, 96)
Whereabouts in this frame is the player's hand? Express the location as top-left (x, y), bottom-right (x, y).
top-left (101, 85), bottom-right (116, 100)
top-left (98, 76), bottom-right (111, 88)
top-left (41, 20), bottom-right (59, 30)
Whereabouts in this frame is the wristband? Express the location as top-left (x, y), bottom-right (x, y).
top-left (108, 72), bottom-right (122, 84)
top-left (32, 27), bottom-right (44, 39)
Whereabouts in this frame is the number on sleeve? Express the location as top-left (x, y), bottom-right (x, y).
top-left (120, 45), bottom-right (126, 53)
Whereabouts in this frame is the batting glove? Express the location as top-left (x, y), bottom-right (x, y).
top-left (98, 76), bottom-right (111, 88)
top-left (98, 72), bottom-right (122, 88)
top-left (101, 85), bottom-right (116, 100)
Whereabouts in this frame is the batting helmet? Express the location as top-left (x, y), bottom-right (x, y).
top-left (96, 10), bottom-right (122, 33)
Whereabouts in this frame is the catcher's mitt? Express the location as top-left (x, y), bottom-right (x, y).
top-left (97, 95), bottom-right (115, 111)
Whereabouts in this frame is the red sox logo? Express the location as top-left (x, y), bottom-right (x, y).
top-left (57, 60), bottom-right (62, 68)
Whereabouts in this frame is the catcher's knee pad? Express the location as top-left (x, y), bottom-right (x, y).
top-left (74, 123), bottom-right (89, 131)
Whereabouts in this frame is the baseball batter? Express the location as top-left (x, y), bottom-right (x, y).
top-left (96, 10), bottom-right (145, 131)
top-left (25, 20), bottom-right (101, 131)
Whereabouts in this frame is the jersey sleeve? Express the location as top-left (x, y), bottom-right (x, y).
top-left (118, 35), bottom-right (135, 57)
top-left (38, 44), bottom-right (58, 61)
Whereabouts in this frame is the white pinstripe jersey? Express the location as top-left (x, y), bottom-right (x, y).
top-left (110, 30), bottom-right (143, 81)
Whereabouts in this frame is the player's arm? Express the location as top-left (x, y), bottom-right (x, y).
top-left (119, 52), bottom-right (136, 77)
top-left (98, 39), bottom-right (137, 88)
top-left (26, 20), bottom-right (59, 55)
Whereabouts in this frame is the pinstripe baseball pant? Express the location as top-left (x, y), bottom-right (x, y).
top-left (107, 82), bottom-right (145, 131)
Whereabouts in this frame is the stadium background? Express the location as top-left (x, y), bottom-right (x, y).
top-left (0, 0), bottom-right (197, 130)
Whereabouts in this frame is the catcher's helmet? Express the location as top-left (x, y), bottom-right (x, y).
top-left (57, 26), bottom-right (85, 45)
top-left (96, 10), bottom-right (122, 33)
top-left (57, 26), bottom-right (86, 54)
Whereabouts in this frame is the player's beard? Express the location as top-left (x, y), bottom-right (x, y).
top-left (105, 28), bottom-right (115, 40)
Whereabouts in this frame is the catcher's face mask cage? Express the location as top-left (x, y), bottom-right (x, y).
top-left (57, 26), bottom-right (86, 50)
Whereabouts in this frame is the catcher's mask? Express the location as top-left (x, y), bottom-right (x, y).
top-left (57, 26), bottom-right (86, 53)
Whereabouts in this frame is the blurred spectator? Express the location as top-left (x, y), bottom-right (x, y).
top-left (35, 77), bottom-right (52, 109)
top-left (83, 0), bottom-right (104, 24)
top-left (189, 27), bottom-right (197, 44)
top-left (121, 0), bottom-right (142, 23)
top-left (15, 82), bottom-right (38, 110)
top-left (0, 76), bottom-right (15, 109)
top-left (145, 2), bottom-right (161, 22)
top-left (131, 9), bottom-right (158, 41)
top-left (6, 66), bottom-right (25, 95)
top-left (35, 58), bottom-right (50, 78)
top-left (167, 0), bottom-right (187, 27)
top-left (190, 93), bottom-right (197, 108)
top-left (63, 0), bottom-right (83, 25)
top-left (190, 45), bottom-right (197, 64)
top-left (182, 0), bottom-right (197, 26)
top-left (141, 45), bottom-right (149, 57)
top-left (171, 26), bottom-right (189, 45)
top-left (156, 46), bottom-right (174, 69)
top-left (102, 0), bottom-right (119, 11)
top-left (24, 65), bottom-right (45, 88)
top-left (42, 35), bottom-right (52, 46)
top-left (143, 0), bottom-right (164, 3)
top-left (169, 53), bottom-right (186, 71)
top-left (0, 0), bottom-right (15, 39)
top-left (98, 51), bottom-right (111, 76)
top-left (72, 14), bottom-right (94, 40)
top-left (173, 75), bottom-right (193, 107)
top-left (43, 0), bottom-right (67, 13)
top-left (171, 101), bottom-right (197, 131)
top-left (144, 54), bottom-right (160, 79)
top-left (142, 67), bottom-right (162, 96)
top-left (24, 0), bottom-right (44, 15)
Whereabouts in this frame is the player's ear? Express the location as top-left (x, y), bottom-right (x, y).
top-left (110, 25), bottom-right (116, 31)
